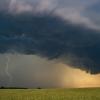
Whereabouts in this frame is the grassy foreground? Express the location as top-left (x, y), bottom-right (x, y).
top-left (0, 88), bottom-right (100, 100)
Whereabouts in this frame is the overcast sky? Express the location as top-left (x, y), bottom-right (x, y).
top-left (0, 0), bottom-right (100, 88)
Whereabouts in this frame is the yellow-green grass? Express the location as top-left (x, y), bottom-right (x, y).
top-left (0, 88), bottom-right (100, 100)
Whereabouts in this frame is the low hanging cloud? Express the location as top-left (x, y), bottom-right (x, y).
top-left (0, 0), bottom-right (100, 74)
top-left (0, 11), bottom-right (100, 74)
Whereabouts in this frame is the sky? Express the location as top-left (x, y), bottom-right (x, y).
top-left (0, 0), bottom-right (100, 88)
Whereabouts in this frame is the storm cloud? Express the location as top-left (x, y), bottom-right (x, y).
top-left (0, 0), bottom-right (99, 28)
top-left (0, 11), bottom-right (100, 74)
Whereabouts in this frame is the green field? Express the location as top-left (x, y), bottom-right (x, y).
top-left (0, 88), bottom-right (100, 100)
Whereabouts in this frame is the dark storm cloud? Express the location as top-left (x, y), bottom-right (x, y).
top-left (0, 12), bottom-right (100, 74)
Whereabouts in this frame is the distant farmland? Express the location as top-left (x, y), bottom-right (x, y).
top-left (0, 88), bottom-right (100, 100)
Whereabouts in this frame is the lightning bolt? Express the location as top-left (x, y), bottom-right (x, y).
top-left (5, 55), bottom-right (13, 86)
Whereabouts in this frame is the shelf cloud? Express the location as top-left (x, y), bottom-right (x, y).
top-left (0, 0), bottom-right (100, 75)
top-left (0, 12), bottom-right (100, 74)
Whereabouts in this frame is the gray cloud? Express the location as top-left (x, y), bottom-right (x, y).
top-left (0, 12), bottom-right (100, 74)
top-left (0, 0), bottom-right (99, 28)
top-left (84, 1), bottom-right (100, 26)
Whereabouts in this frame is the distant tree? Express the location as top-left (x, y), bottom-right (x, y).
top-left (0, 86), bottom-right (5, 89)
top-left (37, 87), bottom-right (42, 89)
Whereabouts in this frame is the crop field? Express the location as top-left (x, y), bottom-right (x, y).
top-left (0, 88), bottom-right (100, 100)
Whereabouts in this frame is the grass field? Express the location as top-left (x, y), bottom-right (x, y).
top-left (0, 88), bottom-right (100, 100)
